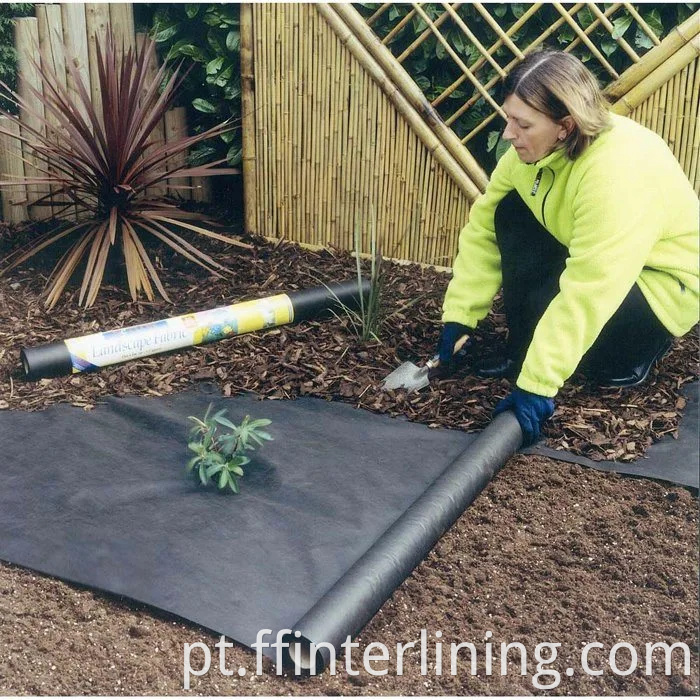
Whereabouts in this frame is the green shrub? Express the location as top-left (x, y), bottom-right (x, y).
top-left (135, 3), bottom-right (242, 170)
top-left (187, 404), bottom-right (273, 494)
top-left (0, 3), bottom-right (34, 114)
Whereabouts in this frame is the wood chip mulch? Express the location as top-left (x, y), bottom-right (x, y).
top-left (0, 220), bottom-right (697, 463)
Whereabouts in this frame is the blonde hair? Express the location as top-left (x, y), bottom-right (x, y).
top-left (503, 50), bottom-right (611, 159)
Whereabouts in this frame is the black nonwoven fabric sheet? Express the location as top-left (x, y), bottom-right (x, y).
top-left (0, 387), bottom-right (509, 662)
top-left (0, 384), bottom-right (695, 666)
top-left (526, 381), bottom-right (699, 490)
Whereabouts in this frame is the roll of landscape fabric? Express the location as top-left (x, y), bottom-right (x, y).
top-left (21, 279), bottom-right (370, 380)
top-left (284, 411), bottom-right (523, 671)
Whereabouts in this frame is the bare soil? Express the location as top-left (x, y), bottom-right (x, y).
top-left (0, 221), bottom-right (697, 695)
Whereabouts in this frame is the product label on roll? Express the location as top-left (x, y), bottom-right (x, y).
top-left (64, 294), bottom-right (294, 373)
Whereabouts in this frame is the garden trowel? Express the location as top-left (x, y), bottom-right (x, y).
top-left (382, 335), bottom-right (469, 392)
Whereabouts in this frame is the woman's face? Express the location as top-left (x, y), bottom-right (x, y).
top-left (502, 94), bottom-right (569, 164)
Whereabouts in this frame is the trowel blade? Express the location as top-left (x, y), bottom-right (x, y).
top-left (382, 361), bottom-right (431, 392)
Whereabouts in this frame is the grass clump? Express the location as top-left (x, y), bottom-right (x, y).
top-left (332, 209), bottom-right (384, 343)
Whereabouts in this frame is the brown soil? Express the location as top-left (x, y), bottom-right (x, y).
top-left (0, 221), bottom-right (697, 695)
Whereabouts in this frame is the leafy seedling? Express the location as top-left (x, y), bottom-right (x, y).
top-left (187, 403), bottom-right (273, 494)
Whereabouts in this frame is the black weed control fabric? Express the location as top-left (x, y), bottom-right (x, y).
top-left (0, 385), bottom-right (695, 664)
top-left (0, 387), bottom-right (488, 660)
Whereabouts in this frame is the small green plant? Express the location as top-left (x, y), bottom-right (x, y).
top-left (187, 403), bottom-right (273, 494)
top-left (331, 208), bottom-right (384, 343)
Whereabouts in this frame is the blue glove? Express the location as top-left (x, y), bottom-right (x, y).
top-left (494, 388), bottom-right (555, 446)
top-left (437, 322), bottom-right (471, 374)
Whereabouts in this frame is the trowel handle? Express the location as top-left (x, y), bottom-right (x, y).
top-left (425, 334), bottom-right (469, 369)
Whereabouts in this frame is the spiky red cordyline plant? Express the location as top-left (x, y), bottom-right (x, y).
top-left (0, 29), bottom-right (249, 308)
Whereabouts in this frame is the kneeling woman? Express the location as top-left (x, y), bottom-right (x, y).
top-left (438, 50), bottom-right (699, 445)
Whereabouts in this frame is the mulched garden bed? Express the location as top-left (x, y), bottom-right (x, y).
top-left (0, 220), bottom-right (697, 461)
top-left (0, 217), bottom-right (697, 695)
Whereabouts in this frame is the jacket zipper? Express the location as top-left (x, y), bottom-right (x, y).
top-left (530, 167), bottom-right (555, 228)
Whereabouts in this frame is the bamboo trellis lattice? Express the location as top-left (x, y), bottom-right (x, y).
top-left (242, 4), bottom-right (699, 267)
top-left (359, 3), bottom-right (674, 147)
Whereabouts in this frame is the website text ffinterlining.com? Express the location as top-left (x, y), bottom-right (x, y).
top-left (182, 629), bottom-right (691, 689)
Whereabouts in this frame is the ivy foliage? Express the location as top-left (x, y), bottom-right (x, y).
top-left (354, 3), bottom-right (697, 170)
top-left (0, 3), bottom-right (35, 114)
top-left (135, 3), bottom-right (242, 169)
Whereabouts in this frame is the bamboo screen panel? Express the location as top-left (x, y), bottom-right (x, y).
top-left (246, 3), bottom-right (471, 267)
top-left (244, 4), bottom-right (698, 266)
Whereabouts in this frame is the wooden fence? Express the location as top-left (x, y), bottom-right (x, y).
top-left (242, 4), bottom-right (700, 267)
top-left (0, 2), bottom-right (209, 224)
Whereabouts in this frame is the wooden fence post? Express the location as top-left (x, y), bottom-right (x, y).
top-left (85, 3), bottom-right (109, 129)
top-left (136, 32), bottom-right (168, 199)
top-left (109, 3), bottom-right (136, 64)
top-left (0, 116), bottom-right (29, 223)
top-left (164, 107), bottom-right (189, 199)
top-left (241, 3), bottom-right (257, 234)
top-left (14, 17), bottom-right (49, 220)
top-left (61, 4), bottom-right (90, 125)
top-left (36, 4), bottom-right (68, 218)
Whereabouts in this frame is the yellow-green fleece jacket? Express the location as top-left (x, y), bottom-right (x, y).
top-left (442, 113), bottom-right (699, 397)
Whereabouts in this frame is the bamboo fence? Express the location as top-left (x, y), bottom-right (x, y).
top-left (359, 3), bottom-right (669, 145)
top-left (242, 4), bottom-right (700, 264)
top-left (244, 2), bottom-right (471, 267)
top-left (0, 2), bottom-right (208, 224)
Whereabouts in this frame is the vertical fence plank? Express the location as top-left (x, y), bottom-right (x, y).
top-left (85, 3), bottom-right (109, 130)
top-left (0, 116), bottom-right (28, 223)
top-left (273, 4), bottom-right (284, 239)
top-left (36, 4), bottom-right (67, 218)
top-left (136, 32), bottom-right (168, 199)
top-left (61, 4), bottom-right (90, 125)
top-left (241, 3), bottom-right (257, 234)
top-left (164, 108), bottom-right (189, 199)
top-left (253, 3), bottom-right (265, 236)
top-left (109, 3), bottom-right (136, 63)
top-left (36, 5), bottom-right (67, 91)
top-left (252, 3), bottom-right (264, 236)
top-left (14, 17), bottom-right (49, 220)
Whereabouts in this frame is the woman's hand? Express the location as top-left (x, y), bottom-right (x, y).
top-left (494, 388), bottom-right (555, 446)
top-left (436, 322), bottom-right (471, 376)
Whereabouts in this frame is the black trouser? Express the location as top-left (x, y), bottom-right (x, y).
top-left (494, 190), bottom-right (672, 381)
